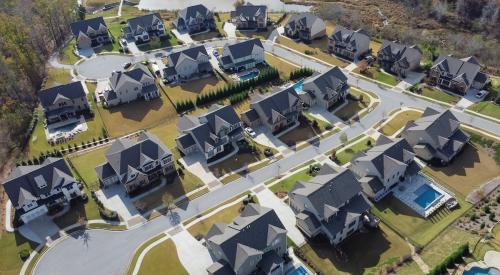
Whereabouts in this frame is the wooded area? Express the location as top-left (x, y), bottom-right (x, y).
top-left (0, 0), bottom-right (79, 166)
top-left (317, 0), bottom-right (500, 72)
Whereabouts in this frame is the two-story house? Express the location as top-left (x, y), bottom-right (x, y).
top-left (241, 87), bottom-right (303, 134)
top-left (95, 131), bottom-right (175, 194)
top-left (231, 3), bottom-right (268, 30)
top-left (289, 164), bottom-right (371, 246)
top-left (38, 81), bottom-right (90, 125)
top-left (2, 158), bottom-right (82, 224)
top-left (328, 26), bottom-right (370, 61)
top-left (377, 41), bottom-right (422, 78)
top-left (284, 13), bottom-right (326, 42)
top-left (401, 108), bottom-right (470, 165)
top-left (173, 4), bottom-right (215, 34)
top-left (219, 38), bottom-right (265, 71)
top-left (70, 17), bottom-right (111, 49)
top-left (163, 45), bottom-right (213, 82)
top-left (206, 204), bottom-right (288, 275)
top-left (101, 64), bottom-right (159, 107)
top-left (350, 136), bottom-right (420, 202)
top-left (176, 104), bottom-right (244, 161)
top-left (429, 55), bottom-right (489, 95)
top-left (123, 13), bottom-right (166, 44)
top-left (298, 66), bottom-right (349, 109)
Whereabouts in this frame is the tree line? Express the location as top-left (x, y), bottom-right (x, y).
top-left (0, 0), bottom-right (79, 166)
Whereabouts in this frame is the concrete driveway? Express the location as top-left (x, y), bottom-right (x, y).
top-left (456, 89), bottom-right (487, 109)
top-left (171, 29), bottom-right (193, 44)
top-left (254, 186), bottom-right (305, 246)
top-left (252, 126), bottom-right (291, 155)
top-left (170, 228), bottom-right (213, 275)
top-left (96, 184), bottom-right (141, 223)
top-left (179, 154), bottom-right (218, 185)
top-left (18, 215), bottom-right (60, 244)
top-left (223, 23), bottom-right (237, 39)
top-left (395, 71), bottom-right (425, 90)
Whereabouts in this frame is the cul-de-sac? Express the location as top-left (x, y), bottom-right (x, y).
top-left (0, 0), bottom-right (499, 275)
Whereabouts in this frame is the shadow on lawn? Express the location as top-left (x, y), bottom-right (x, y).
top-left (105, 96), bottom-right (165, 122)
top-left (174, 75), bottom-right (221, 94)
top-left (374, 194), bottom-right (421, 219)
top-left (308, 228), bottom-right (393, 274)
top-left (426, 144), bottom-right (480, 177)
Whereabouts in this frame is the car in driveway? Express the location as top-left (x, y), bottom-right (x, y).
top-left (123, 62), bottom-right (132, 69)
top-left (475, 90), bottom-right (487, 99)
top-left (245, 127), bottom-right (256, 138)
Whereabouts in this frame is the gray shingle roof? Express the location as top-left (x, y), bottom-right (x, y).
top-left (330, 26), bottom-right (370, 52)
top-left (233, 3), bottom-right (267, 20)
top-left (207, 204), bottom-right (286, 274)
top-left (3, 158), bottom-right (76, 208)
top-left (285, 12), bottom-right (323, 31)
top-left (70, 17), bottom-right (107, 37)
top-left (109, 64), bottom-right (157, 95)
top-left (168, 45), bottom-right (209, 67)
top-left (321, 193), bottom-right (370, 237)
top-left (250, 87), bottom-right (301, 123)
top-left (38, 82), bottom-right (87, 109)
top-left (126, 13), bottom-right (163, 36)
top-left (97, 131), bottom-right (171, 182)
top-left (224, 38), bottom-right (263, 60)
top-left (302, 66), bottom-right (348, 99)
top-left (432, 55), bottom-right (484, 86)
top-left (379, 40), bottom-right (421, 67)
top-left (175, 4), bottom-right (212, 26)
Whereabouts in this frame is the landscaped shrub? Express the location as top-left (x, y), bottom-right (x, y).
top-left (325, 124), bottom-right (333, 130)
top-left (427, 243), bottom-right (469, 275)
top-left (19, 249), bottom-right (30, 261)
top-left (229, 91), bottom-right (249, 105)
top-left (264, 148), bottom-right (273, 157)
top-left (175, 99), bottom-right (195, 113)
top-left (289, 67), bottom-right (314, 81)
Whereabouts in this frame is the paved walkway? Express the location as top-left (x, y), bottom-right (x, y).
top-left (223, 23), bottom-right (237, 39)
top-left (345, 63), bottom-right (357, 72)
top-left (408, 241), bottom-right (430, 273)
top-left (4, 200), bottom-right (13, 232)
top-left (169, 228), bottom-right (213, 275)
top-left (171, 29), bottom-right (193, 44)
top-left (254, 185), bottom-right (306, 246)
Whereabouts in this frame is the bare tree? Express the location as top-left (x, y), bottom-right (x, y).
top-left (162, 193), bottom-right (176, 214)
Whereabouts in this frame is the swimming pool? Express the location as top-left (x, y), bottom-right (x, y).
top-left (414, 184), bottom-right (443, 209)
top-left (293, 79), bottom-right (304, 93)
top-left (287, 266), bottom-right (308, 275)
top-left (463, 267), bottom-right (500, 275)
top-left (239, 70), bottom-right (259, 81)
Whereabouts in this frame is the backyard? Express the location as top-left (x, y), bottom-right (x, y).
top-left (423, 144), bottom-right (500, 198)
top-left (164, 75), bottom-right (227, 102)
top-left (334, 89), bottom-right (372, 121)
top-left (297, 223), bottom-right (410, 275)
top-left (264, 52), bottom-right (299, 80)
top-left (379, 109), bottom-right (422, 136)
top-left (44, 67), bottom-right (73, 89)
top-left (371, 193), bottom-right (472, 247)
top-left (135, 239), bottom-right (188, 275)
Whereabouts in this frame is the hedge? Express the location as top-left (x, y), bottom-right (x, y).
top-left (427, 243), bottom-right (469, 275)
top-left (289, 67), bottom-right (314, 81)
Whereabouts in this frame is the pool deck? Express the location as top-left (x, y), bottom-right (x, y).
top-left (392, 173), bottom-right (453, 218)
top-left (463, 251), bottom-right (500, 274)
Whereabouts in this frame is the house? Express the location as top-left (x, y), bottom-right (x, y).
top-left (328, 26), bottom-right (370, 61)
top-left (95, 131), bottom-right (175, 194)
top-left (2, 158), bottom-right (81, 224)
top-left (284, 13), bottom-right (326, 42)
top-left (101, 64), bottom-right (160, 107)
top-left (231, 3), bottom-right (268, 30)
top-left (38, 82), bottom-right (90, 125)
top-left (123, 13), bottom-right (166, 43)
top-left (206, 204), bottom-right (288, 275)
top-left (172, 4), bottom-right (215, 34)
top-left (163, 45), bottom-right (213, 82)
top-left (289, 164), bottom-right (372, 246)
top-left (241, 87), bottom-right (303, 134)
top-left (429, 55), bottom-right (489, 95)
top-left (176, 104), bottom-right (244, 160)
top-left (401, 108), bottom-right (470, 164)
top-left (298, 66), bottom-right (349, 109)
top-left (377, 40), bottom-right (422, 78)
top-left (219, 38), bottom-right (265, 71)
top-left (349, 136), bottom-right (420, 201)
top-left (70, 17), bottom-right (111, 49)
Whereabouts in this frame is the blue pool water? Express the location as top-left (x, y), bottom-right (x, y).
top-left (50, 122), bottom-right (78, 134)
top-left (287, 266), bottom-right (308, 275)
top-left (293, 79), bottom-right (304, 93)
top-left (239, 71), bottom-right (259, 81)
top-left (463, 267), bottom-right (500, 275)
top-left (414, 184), bottom-right (442, 209)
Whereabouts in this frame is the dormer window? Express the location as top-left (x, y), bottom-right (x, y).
top-left (34, 175), bottom-right (47, 189)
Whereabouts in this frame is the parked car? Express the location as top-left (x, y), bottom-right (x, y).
top-left (364, 55), bottom-right (374, 65)
top-left (123, 62), bottom-right (132, 69)
top-left (475, 90), bottom-right (487, 99)
top-left (245, 127), bottom-right (256, 138)
top-left (213, 50), bottom-right (219, 57)
top-left (120, 39), bottom-right (127, 46)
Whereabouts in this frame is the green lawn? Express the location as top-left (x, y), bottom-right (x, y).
top-left (59, 39), bottom-right (80, 65)
top-left (379, 110), bottom-right (422, 136)
top-left (137, 33), bottom-right (178, 52)
top-left (68, 145), bottom-right (110, 190)
top-left (0, 231), bottom-right (38, 275)
top-left (335, 137), bottom-right (375, 165)
top-left (372, 194), bottom-right (472, 247)
top-left (334, 89), bottom-right (372, 121)
top-left (265, 52), bottom-right (299, 80)
top-left (421, 87), bottom-right (460, 105)
top-left (269, 169), bottom-right (313, 194)
top-left (44, 67), bottom-right (73, 88)
top-left (468, 101), bottom-right (500, 120)
top-left (298, 223), bottom-right (410, 275)
top-left (187, 202), bottom-right (243, 238)
top-left (125, 234), bottom-right (167, 275)
top-left (136, 239), bottom-right (188, 275)
top-left (27, 91), bottom-right (107, 159)
top-left (358, 67), bottom-right (398, 86)
top-left (395, 261), bottom-right (425, 275)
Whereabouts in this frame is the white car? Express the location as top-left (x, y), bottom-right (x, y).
top-left (245, 127), bottom-right (256, 138)
top-left (475, 90), bottom-right (487, 99)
